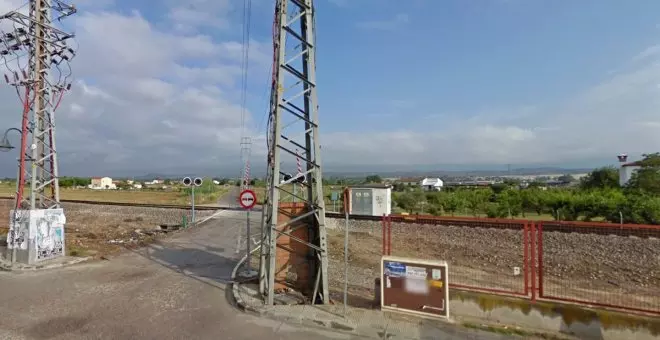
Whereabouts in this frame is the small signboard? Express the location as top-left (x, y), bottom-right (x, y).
top-left (381, 255), bottom-right (449, 319)
top-left (330, 192), bottom-right (339, 201)
top-left (239, 189), bottom-right (257, 210)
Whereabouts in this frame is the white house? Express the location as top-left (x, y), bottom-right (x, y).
top-left (145, 179), bottom-right (164, 185)
top-left (619, 161), bottom-right (642, 187)
top-left (421, 178), bottom-right (443, 191)
top-left (89, 177), bottom-right (116, 190)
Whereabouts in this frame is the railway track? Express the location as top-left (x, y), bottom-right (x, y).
top-left (0, 197), bottom-right (231, 211)
top-left (2, 197), bottom-right (658, 237)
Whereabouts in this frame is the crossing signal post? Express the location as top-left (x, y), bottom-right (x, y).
top-left (182, 177), bottom-right (203, 223)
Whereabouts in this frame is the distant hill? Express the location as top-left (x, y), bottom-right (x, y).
top-left (323, 167), bottom-right (594, 178)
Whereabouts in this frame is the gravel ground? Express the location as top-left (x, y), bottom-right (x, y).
top-left (326, 218), bottom-right (660, 311)
top-left (0, 201), bottom-right (215, 258)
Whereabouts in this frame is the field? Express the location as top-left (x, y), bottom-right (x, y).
top-left (0, 182), bottom-right (230, 205)
top-left (0, 200), bottom-right (216, 259)
top-left (325, 218), bottom-right (660, 311)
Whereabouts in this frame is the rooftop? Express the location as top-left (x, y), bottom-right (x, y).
top-left (349, 184), bottom-right (392, 189)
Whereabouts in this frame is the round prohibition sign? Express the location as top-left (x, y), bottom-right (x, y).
top-left (239, 189), bottom-right (257, 210)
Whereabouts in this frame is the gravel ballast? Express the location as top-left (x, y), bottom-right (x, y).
top-left (326, 218), bottom-right (660, 311)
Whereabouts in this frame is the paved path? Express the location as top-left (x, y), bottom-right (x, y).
top-left (218, 186), bottom-right (240, 207)
top-left (0, 211), bottom-right (349, 340)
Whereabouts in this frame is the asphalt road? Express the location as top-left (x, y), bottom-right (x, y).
top-left (218, 186), bottom-right (240, 207)
top-left (0, 210), bottom-right (349, 340)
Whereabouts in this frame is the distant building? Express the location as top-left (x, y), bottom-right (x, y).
top-left (619, 161), bottom-right (642, 187)
top-left (89, 177), bottom-right (116, 190)
top-left (396, 177), bottom-right (423, 186)
top-left (421, 178), bottom-right (443, 191)
top-left (145, 179), bottom-right (164, 185)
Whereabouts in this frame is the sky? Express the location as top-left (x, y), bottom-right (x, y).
top-left (1, 0), bottom-right (660, 177)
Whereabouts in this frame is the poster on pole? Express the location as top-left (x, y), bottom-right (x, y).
top-left (381, 255), bottom-right (449, 319)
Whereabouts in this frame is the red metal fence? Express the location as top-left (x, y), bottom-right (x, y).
top-left (381, 214), bottom-right (660, 316)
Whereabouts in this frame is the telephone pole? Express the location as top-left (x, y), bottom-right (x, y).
top-left (259, 0), bottom-right (329, 305)
top-left (1, 0), bottom-right (77, 264)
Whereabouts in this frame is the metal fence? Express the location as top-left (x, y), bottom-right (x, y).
top-left (537, 221), bottom-right (660, 315)
top-left (327, 214), bottom-right (660, 316)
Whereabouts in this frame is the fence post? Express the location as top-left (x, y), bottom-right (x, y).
top-left (382, 214), bottom-right (386, 255)
top-left (387, 216), bottom-right (392, 255)
top-left (530, 221), bottom-right (536, 303)
top-left (537, 221), bottom-right (544, 299)
top-left (523, 222), bottom-right (529, 296)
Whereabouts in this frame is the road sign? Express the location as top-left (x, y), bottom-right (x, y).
top-left (239, 189), bottom-right (257, 209)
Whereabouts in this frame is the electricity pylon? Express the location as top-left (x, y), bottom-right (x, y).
top-left (259, 0), bottom-right (329, 305)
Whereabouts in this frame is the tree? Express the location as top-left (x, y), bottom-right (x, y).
top-left (364, 175), bottom-right (382, 183)
top-left (440, 193), bottom-right (463, 216)
top-left (393, 192), bottom-right (417, 213)
top-left (626, 153), bottom-right (660, 195)
top-left (557, 174), bottom-right (574, 184)
top-left (462, 189), bottom-right (491, 216)
top-left (498, 189), bottom-right (523, 217)
top-left (580, 167), bottom-right (619, 190)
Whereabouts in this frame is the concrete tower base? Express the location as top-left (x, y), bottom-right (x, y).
top-left (5, 208), bottom-right (66, 265)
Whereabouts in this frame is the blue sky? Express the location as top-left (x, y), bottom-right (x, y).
top-left (1, 0), bottom-right (660, 176)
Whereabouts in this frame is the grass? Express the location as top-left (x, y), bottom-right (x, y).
top-left (0, 182), bottom-right (230, 205)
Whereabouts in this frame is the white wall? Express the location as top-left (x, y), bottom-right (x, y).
top-left (619, 166), bottom-right (640, 187)
top-left (372, 187), bottom-right (392, 216)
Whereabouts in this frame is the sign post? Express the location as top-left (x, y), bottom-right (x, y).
top-left (239, 189), bottom-right (257, 277)
top-left (381, 256), bottom-right (450, 320)
top-left (331, 191), bottom-right (339, 212)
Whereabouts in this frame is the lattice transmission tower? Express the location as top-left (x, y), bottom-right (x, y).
top-left (240, 136), bottom-right (252, 191)
top-left (1, 0), bottom-right (77, 263)
top-left (259, 0), bottom-right (329, 305)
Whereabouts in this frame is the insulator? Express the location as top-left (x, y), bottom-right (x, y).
top-left (4, 74), bottom-right (8, 83)
top-left (67, 48), bottom-right (74, 54)
top-left (16, 28), bottom-right (26, 34)
top-left (0, 50), bottom-right (8, 55)
top-left (5, 33), bottom-right (13, 40)
top-left (62, 55), bottom-right (69, 61)
top-left (13, 71), bottom-right (18, 81)
top-left (66, 83), bottom-right (71, 90)
top-left (21, 70), bottom-right (27, 79)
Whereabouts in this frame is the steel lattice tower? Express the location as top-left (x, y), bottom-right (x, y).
top-left (1, 0), bottom-right (76, 263)
top-left (240, 136), bottom-right (252, 191)
top-left (259, 0), bottom-right (329, 305)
